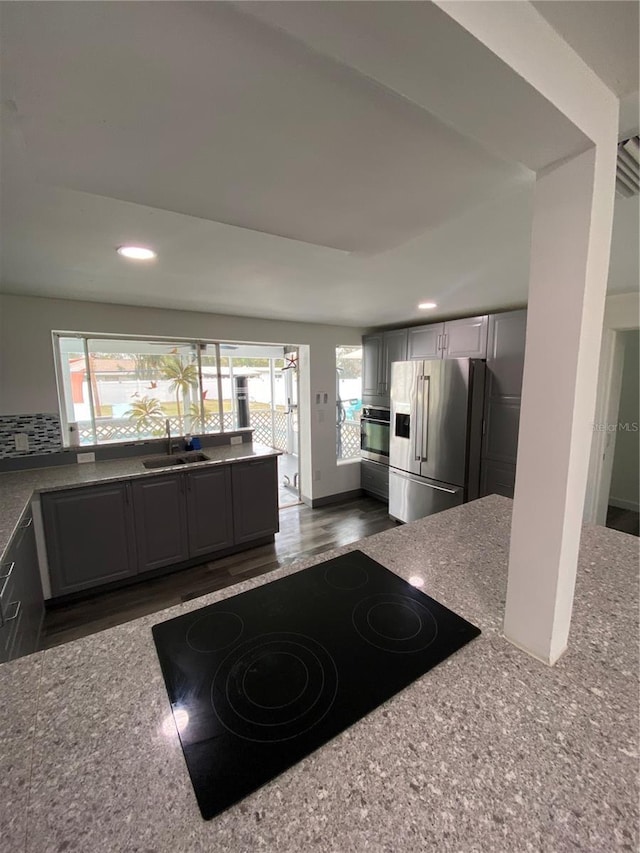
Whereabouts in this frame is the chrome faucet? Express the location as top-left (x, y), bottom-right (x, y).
top-left (165, 419), bottom-right (173, 455)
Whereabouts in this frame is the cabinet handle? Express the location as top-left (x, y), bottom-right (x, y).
top-left (436, 334), bottom-right (442, 351)
top-left (0, 562), bottom-right (14, 599)
top-left (124, 485), bottom-right (130, 505)
top-left (19, 517), bottom-right (32, 530)
top-left (442, 333), bottom-right (448, 351)
top-left (3, 600), bottom-right (20, 622)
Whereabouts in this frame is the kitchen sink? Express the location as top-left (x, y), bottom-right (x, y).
top-left (142, 453), bottom-right (210, 469)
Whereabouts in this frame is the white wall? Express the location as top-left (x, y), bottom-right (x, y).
top-left (0, 293), bottom-right (364, 501)
top-left (584, 292), bottom-right (640, 524)
top-left (610, 330), bottom-right (639, 511)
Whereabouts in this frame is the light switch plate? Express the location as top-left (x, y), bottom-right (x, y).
top-left (77, 452), bottom-right (96, 463)
top-left (230, 436), bottom-right (243, 445)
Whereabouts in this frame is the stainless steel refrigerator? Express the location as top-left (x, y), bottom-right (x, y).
top-left (389, 358), bottom-right (486, 523)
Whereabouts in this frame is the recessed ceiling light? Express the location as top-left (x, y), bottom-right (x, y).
top-left (418, 301), bottom-right (437, 310)
top-left (117, 246), bottom-right (157, 260)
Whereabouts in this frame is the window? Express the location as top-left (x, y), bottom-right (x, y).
top-left (54, 336), bottom-right (218, 446)
top-left (336, 346), bottom-right (362, 460)
top-left (53, 334), bottom-right (290, 449)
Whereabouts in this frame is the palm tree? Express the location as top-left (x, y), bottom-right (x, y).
top-left (189, 401), bottom-right (204, 432)
top-left (126, 396), bottom-right (164, 436)
top-left (132, 353), bottom-right (165, 382)
top-left (161, 357), bottom-right (199, 433)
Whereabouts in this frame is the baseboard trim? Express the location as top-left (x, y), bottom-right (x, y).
top-left (609, 497), bottom-right (640, 512)
top-left (307, 489), bottom-right (364, 508)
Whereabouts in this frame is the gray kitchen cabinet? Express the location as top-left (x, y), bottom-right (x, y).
top-left (42, 482), bottom-right (137, 596)
top-left (41, 457), bottom-right (280, 600)
top-left (186, 465), bottom-right (235, 557)
top-left (362, 329), bottom-right (408, 404)
top-left (441, 315), bottom-right (489, 358)
top-left (480, 309), bottom-right (527, 498)
top-left (480, 459), bottom-right (517, 499)
top-left (232, 458), bottom-right (279, 544)
top-left (132, 473), bottom-right (189, 572)
top-left (408, 316), bottom-right (488, 360)
top-left (360, 459), bottom-right (389, 503)
top-left (362, 333), bottom-right (384, 402)
top-left (407, 324), bottom-right (441, 360)
top-left (381, 329), bottom-right (408, 395)
top-left (0, 511), bottom-right (44, 663)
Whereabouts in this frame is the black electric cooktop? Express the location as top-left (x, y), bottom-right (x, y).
top-left (152, 550), bottom-right (480, 820)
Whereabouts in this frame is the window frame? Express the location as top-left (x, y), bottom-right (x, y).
top-left (335, 344), bottom-right (363, 462)
top-left (52, 330), bottom-right (224, 448)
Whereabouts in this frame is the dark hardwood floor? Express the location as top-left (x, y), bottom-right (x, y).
top-left (42, 496), bottom-right (397, 650)
top-left (606, 505), bottom-right (640, 537)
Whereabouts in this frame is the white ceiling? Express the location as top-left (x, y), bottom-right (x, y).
top-left (0, 2), bottom-right (637, 328)
top-left (533, 1), bottom-right (639, 97)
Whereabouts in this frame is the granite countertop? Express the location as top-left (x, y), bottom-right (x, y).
top-left (0, 442), bottom-right (280, 562)
top-left (1, 494), bottom-right (638, 852)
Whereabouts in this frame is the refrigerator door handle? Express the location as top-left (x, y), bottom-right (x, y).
top-left (421, 375), bottom-right (430, 462)
top-left (423, 479), bottom-right (457, 494)
top-left (392, 469), bottom-right (458, 494)
top-left (414, 375), bottom-right (424, 462)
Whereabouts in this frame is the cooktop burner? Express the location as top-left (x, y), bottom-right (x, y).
top-left (152, 550), bottom-right (480, 820)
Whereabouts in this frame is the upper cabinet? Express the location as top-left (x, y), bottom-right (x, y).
top-left (480, 309), bottom-right (528, 499)
top-left (383, 329), bottom-right (409, 392)
top-left (362, 333), bottom-right (384, 400)
top-left (408, 316), bottom-right (488, 360)
top-left (407, 325), bottom-right (441, 360)
top-left (362, 329), bottom-right (408, 405)
top-left (442, 316), bottom-right (489, 358)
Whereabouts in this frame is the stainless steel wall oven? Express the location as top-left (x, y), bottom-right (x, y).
top-left (360, 406), bottom-right (390, 464)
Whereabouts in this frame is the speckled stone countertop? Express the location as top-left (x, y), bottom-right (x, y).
top-left (1, 495), bottom-right (637, 852)
top-left (0, 442), bottom-right (279, 562)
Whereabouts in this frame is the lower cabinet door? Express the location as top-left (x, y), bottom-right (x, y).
top-left (132, 474), bottom-right (189, 572)
top-left (186, 466), bottom-right (235, 557)
top-left (231, 459), bottom-right (279, 544)
top-left (480, 459), bottom-right (516, 499)
top-left (43, 483), bottom-right (137, 597)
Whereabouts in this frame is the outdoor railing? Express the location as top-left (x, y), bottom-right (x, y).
top-left (78, 409), bottom-right (361, 459)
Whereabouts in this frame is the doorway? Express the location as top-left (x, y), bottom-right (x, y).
top-left (279, 350), bottom-right (301, 507)
top-left (217, 343), bottom-right (301, 509)
top-left (606, 330), bottom-right (639, 536)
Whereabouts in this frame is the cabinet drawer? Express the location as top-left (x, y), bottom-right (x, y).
top-left (0, 560), bottom-right (21, 661)
top-left (361, 460), bottom-right (389, 501)
top-left (0, 513), bottom-right (44, 663)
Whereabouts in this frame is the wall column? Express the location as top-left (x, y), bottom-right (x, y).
top-left (504, 145), bottom-right (617, 664)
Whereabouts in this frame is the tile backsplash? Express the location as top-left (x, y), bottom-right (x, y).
top-left (0, 413), bottom-right (63, 458)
